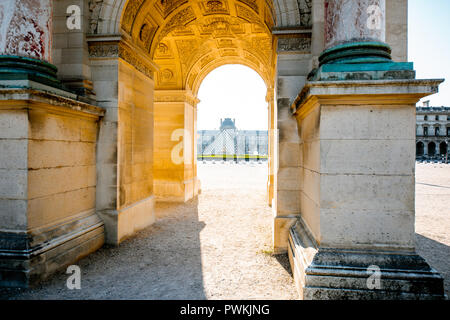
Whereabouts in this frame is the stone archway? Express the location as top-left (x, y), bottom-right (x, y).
top-left (134, 1), bottom-right (278, 203)
top-left (84, 0), bottom-right (412, 252)
top-left (84, 0), bottom-right (283, 245)
top-left (1, 0), bottom-right (447, 299)
top-left (83, 0), bottom-right (318, 251)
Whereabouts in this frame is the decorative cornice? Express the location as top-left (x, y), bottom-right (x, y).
top-left (291, 79), bottom-right (445, 117)
top-left (154, 90), bottom-right (200, 106)
top-left (276, 35), bottom-right (311, 53)
top-left (88, 43), bottom-right (119, 58)
top-left (87, 36), bottom-right (159, 80)
top-left (0, 88), bottom-right (105, 119)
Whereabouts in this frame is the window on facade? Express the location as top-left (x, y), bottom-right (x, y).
top-left (424, 127), bottom-right (428, 136)
top-left (428, 142), bottom-right (436, 156)
top-left (436, 115), bottom-right (439, 121)
top-left (416, 142), bottom-right (424, 156)
top-left (435, 127), bottom-right (440, 136)
top-left (424, 115), bottom-right (428, 121)
top-left (447, 127), bottom-right (450, 136)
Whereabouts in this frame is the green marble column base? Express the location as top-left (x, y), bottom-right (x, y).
top-left (309, 41), bottom-right (416, 81)
top-left (0, 55), bottom-right (65, 90)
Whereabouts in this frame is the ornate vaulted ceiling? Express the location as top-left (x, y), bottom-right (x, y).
top-left (87, 0), bottom-right (312, 93)
top-left (119, 0), bottom-right (279, 92)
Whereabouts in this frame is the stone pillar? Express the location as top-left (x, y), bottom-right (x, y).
top-left (0, 0), bottom-right (52, 61)
top-left (0, 87), bottom-right (105, 288)
top-left (0, 0), bottom-right (59, 85)
top-left (0, 1), bottom-right (107, 288)
top-left (266, 88), bottom-right (275, 207)
top-left (153, 90), bottom-right (199, 202)
top-left (311, 0), bottom-right (414, 81)
top-left (324, 0), bottom-right (385, 49)
top-left (88, 37), bottom-right (157, 245)
top-left (287, 0), bottom-right (446, 299)
top-left (52, 0), bottom-right (95, 99)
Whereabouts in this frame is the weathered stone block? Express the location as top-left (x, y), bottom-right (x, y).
top-left (289, 79), bottom-right (446, 299)
top-left (0, 140), bottom-right (28, 169)
top-left (0, 169), bottom-right (27, 199)
top-left (0, 85), bottom-right (105, 288)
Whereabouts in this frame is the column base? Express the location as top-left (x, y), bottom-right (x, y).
top-left (308, 42), bottom-right (415, 81)
top-left (97, 196), bottom-right (155, 245)
top-left (0, 56), bottom-right (65, 90)
top-left (0, 211), bottom-right (104, 288)
top-left (288, 217), bottom-right (446, 300)
top-left (273, 216), bottom-right (297, 254)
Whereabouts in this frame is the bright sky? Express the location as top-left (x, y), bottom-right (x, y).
top-left (197, 1), bottom-right (450, 130)
top-left (197, 65), bottom-right (268, 130)
top-left (408, 0), bottom-right (450, 106)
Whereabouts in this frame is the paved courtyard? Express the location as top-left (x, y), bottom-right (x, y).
top-left (0, 162), bottom-right (448, 299)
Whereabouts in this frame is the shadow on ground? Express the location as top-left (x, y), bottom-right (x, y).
top-left (415, 233), bottom-right (450, 298)
top-left (274, 254), bottom-right (293, 277)
top-left (0, 199), bottom-right (207, 300)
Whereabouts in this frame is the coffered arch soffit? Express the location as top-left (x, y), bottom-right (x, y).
top-left (90, 0), bottom-right (312, 91)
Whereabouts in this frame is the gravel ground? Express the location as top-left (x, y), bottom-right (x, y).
top-left (414, 163), bottom-right (450, 298)
top-left (0, 162), bottom-right (297, 300)
top-left (0, 162), bottom-right (448, 299)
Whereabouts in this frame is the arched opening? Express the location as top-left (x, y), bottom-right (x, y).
top-left (416, 141), bottom-right (424, 156)
top-left (197, 64), bottom-right (268, 188)
top-left (117, 0), bottom-right (279, 205)
top-left (439, 142), bottom-right (448, 155)
top-left (428, 142), bottom-right (436, 156)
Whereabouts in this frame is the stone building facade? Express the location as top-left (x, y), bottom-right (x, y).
top-left (416, 103), bottom-right (450, 160)
top-left (0, 0), bottom-right (446, 299)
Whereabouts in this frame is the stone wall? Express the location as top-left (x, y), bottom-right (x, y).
top-left (0, 86), bottom-right (105, 287)
top-left (288, 79), bottom-right (445, 299)
top-left (153, 91), bottom-right (197, 202)
top-left (297, 100), bottom-right (416, 248)
top-left (26, 105), bottom-right (98, 230)
top-left (116, 59), bottom-right (155, 240)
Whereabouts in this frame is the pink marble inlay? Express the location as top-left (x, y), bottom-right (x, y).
top-left (0, 0), bottom-right (52, 62)
top-left (324, 0), bottom-right (385, 49)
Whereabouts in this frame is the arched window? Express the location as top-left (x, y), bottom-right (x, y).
top-left (428, 142), bottom-right (436, 156)
top-left (424, 127), bottom-right (428, 136)
top-left (439, 142), bottom-right (448, 155)
top-left (435, 115), bottom-right (439, 121)
top-left (416, 142), bottom-right (424, 156)
top-left (424, 115), bottom-right (428, 121)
